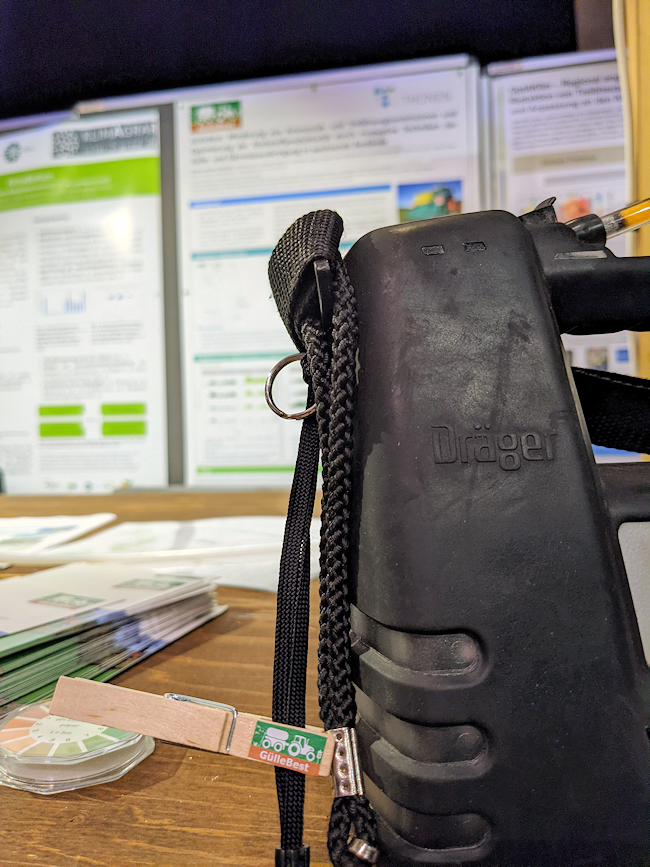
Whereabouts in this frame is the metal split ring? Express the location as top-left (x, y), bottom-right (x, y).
top-left (265, 352), bottom-right (316, 420)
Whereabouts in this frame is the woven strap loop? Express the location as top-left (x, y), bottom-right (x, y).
top-left (268, 210), bottom-right (343, 352)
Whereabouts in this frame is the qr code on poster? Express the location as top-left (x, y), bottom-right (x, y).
top-left (52, 130), bottom-right (81, 158)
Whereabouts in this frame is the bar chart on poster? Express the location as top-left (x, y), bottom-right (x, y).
top-left (0, 111), bottom-right (168, 493)
top-left (174, 56), bottom-right (482, 487)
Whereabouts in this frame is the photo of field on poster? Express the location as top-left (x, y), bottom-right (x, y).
top-left (398, 180), bottom-right (462, 223)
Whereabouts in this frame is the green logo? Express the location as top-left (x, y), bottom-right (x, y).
top-left (4, 143), bottom-right (21, 163)
top-left (191, 102), bottom-right (241, 132)
top-left (249, 721), bottom-right (326, 775)
top-left (31, 592), bottom-right (104, 609)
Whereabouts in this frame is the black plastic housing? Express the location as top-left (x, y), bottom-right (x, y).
top-left (343, 210), bottom-right (650, 866)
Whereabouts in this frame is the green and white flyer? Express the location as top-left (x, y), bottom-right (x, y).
top-left (0, 111), bottom-right (167, 492)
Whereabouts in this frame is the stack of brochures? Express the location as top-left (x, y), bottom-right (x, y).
top-left (0, 562), bottom-right (225, 717)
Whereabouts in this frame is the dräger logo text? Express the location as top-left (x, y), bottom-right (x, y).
top-left (432, 423), bottom-right (556, 471)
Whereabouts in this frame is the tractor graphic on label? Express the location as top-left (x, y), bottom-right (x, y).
top-left (261, 727), bottom-right (317, 762)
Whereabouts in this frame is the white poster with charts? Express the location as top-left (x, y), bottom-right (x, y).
top-left (0, 110), bottom-right (167, 492)
top-left (487, 49), bottom-right (625, 240)
top-left (175, 56), bottom-right (482, 488)
top-left (486, 49), bottom-right (638, 462)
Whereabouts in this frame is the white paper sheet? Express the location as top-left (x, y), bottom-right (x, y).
top-left (0, 513), bottom-right (115, 553)
top-left (51, 515), bottom-right (321, 591)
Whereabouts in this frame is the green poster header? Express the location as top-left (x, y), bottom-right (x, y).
top-left (0, 157), bottom-right (160, 212)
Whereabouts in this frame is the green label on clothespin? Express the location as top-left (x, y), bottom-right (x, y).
top-left (248, 721), bottom-right (327, 776)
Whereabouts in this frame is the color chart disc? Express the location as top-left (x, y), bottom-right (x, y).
top-left (0, 703), bottom-right (154, 794)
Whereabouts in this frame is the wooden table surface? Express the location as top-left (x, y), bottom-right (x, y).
top-left (0, 491), bottom-right (332, 867)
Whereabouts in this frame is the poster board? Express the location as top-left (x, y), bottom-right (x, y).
top-left (173, 55), bottom-right (482, 488)
top-left (486, 49), bottom-right (638, 462)
top-left (0, 111), bottom-right (168, 492)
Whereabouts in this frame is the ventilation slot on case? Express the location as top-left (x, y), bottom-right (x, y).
top-left (366, 776), bottom-right (492, 853)
top-left (356, 690), bottom-right (487, 764)
top-left (350, 605), bottom-right (483, 674)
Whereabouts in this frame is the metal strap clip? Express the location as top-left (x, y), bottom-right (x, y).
top-left (265, 353), bottom-right (316, 420)
top-left (164, 693), bottom-right (238, 753)
top-left (329, 726), bottom-right (364, 797)
top-left (348, 838), bottom-right (380, 864)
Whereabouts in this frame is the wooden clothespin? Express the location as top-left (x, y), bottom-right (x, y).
top-left (50, 677), bottom-right (335, 778)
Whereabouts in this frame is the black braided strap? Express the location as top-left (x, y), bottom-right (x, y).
top-left (269, 212), bottom-right (378, 867)
top-left (272, 402), bottom-right (320, 857)
top-left (268, 210), bottom-right (344, 352)
top-left (573, 367), bottom-right (650, 454)
top-left (300, 277), bottom-right (378, 867)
